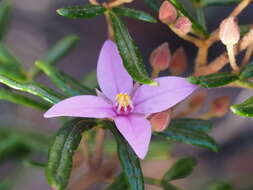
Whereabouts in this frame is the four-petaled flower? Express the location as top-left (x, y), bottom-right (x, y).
top-left (44, 40), bottom-right (197, 159)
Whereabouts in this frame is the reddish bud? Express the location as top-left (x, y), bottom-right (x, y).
top-left (150, 42), bottom-right (171, 71)
top-left (174, 16), bottom-right (192, 34)
top-left (189, 91), bottom-right (207, 112)
top-left (170, 47), bottom-right (187, 75)
top-left (150, 109), bottom-right (172, 132)
top-left (211, 96), bottom-right (230, 117)
top-left (159, 1), bottom-right (177, 25)
top-left (219, 17), bottom-right (240, 46)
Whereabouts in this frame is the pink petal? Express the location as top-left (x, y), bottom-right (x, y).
top-left (133, 77), bottom-right (197, 114)
top-left (113, 114), bottom-right (152, 159)
top-left (44, 95), bottom-right (115, 118)
top-left (97, 40), bottom-right (133, 101)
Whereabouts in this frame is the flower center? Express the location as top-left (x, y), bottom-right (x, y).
top-left (115, 93), bottom-right (133, 114)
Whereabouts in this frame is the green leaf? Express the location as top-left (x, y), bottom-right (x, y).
top-left (0, 0), bottom-right (11, 41)
top-left (35, 61), bottom-right (93, 96)
top-left (0, 180), bottom-right (11, 190)
top-left (170, 119), bottom-right (213, 132)
top-left (109, 123), bottom-right (144, 190)
top-left (82, 70), bottom-right (98, 89)
top-left (106, 173), bottom-right (129, 190)
top-left (29, 35), bottom-right (80, 78)
top-left (46, 119), bottom-right (95, 190)
top-left (155, 125), bottom-right (218, 152)
top-left (0, 74), bottom-right (65, 104)
top-left (188, 73), bottom-right (239, 88)
top-left (113, 7), bottom-right (157, 23)
top-left (231, 96), bottom-right (253, 117)
top-left (161, 182), bottom-right (183, 190)
top-left (167, 0), bottom-right (209, 38)
top-left (196, 8), bottom-right (207, 31)
top-left (143, 0), bottom-right (161, 12)
top-left (109, 11), bottom-right (157, 85)
top-left (57, 4), bottom-right (106, 19)
top-left (23, 160), bottom-right (47, 168)
top-left (240, 62), bottom-right (253, 79)
top-left (0, 88), bottom-right (50, 111)
top-left (0, 43), bottom-right (26, 81)
top-left (202, 0), bottom-right (242, 7)
top-left (163, 157), bottom-right (197, 181)
top-left (208, 181), bottom-right (233, 190)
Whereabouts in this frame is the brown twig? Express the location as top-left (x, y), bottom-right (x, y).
top-left (195, 29), bottom-right (253, 76)
top-left (92, 128), bottom-right (106, 168)
top-left (81, 137), bottom-right (92, 167)
top-left (241, 43), bottom-right (253, 67)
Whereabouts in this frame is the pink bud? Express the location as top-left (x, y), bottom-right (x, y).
top-left (219, 17), bottom-right (240, 45)
top-left (189, 91), bottom-right (207, 112)
top-left (150, 42), bottom-right (171, 71)
top-left (174, 16), bottom-right (192, 34)
top-left (170, 47), bottom-right (187, 75)
top-left (211, 96), bottom-right (230, 117)
top-left (150, 109), bottom-right (172, 132)
top-left (159, 1), bottom-right (177, 25)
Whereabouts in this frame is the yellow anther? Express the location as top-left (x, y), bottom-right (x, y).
top-left (115, 93), bottom-right (133, 112)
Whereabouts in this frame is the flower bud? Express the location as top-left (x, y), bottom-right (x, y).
top-left (159, 1), bottom-right (177, 25)
top-left (150, 42), bottom-right (171, 72)
top-left (211, 96), bottom-right (230, 117)
top-left (150, 109), bottom-right (172, 132)
top-left (170, 47), bottom-right (187, 75)
top-left (174, 16), bottom-right (192, 34)
top-left (219, 17), bottom-right (240, 46)
top-left (189, 91), bottom-right (207, 112)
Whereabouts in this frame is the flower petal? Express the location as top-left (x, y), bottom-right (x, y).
top-left (113, 114), bottom-right (152, 159)
top-left (133, 77), bottom-right (197, 114)
top-left (97, 40), bottom-right (133, 100)
top-left (44, 95), bottom-right (115, 118)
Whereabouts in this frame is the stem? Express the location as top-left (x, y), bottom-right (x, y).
top-left (93, 128), bottom-right (106, 168)
top-left (195, 43), bottom-right (208, 66)
top-left (81, 137), bottom-right (92, 167)
top-left (89, 0), bottom-right (99, 5)
top-left (226, 45), bottom-right (240, 72)
top-left (105, 12), bottom-right (115, 40)
top-left (151, 68), bottom-right (160, 78)
top-left (234, 80), bottom-right (253, 89)
top-left (196, 8), bottom-right (207, 31)
top-left (241, 43), bottom-right (253, 68)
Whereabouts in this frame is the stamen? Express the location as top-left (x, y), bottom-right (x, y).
top-left (115, 93), bottom-right (134, 114)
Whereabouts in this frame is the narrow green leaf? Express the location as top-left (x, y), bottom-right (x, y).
top-left (106, 173), bottom-right (129, 190)
top-left (0, 180), bottom-right (11, 190)
top-left (163, 157), bottom-right (197, 181)
top-left (203, 0), bottom-right (242, 7)
top-left (0, 43), bottom-right (26, 81)
top-left (0, 88), bottom-right (50, 111)
top-left (155, 125), bottom-right (218, 152)
top-left (240, 62), bottom-right (253, 79)
top-left (231, 96), bottom-right (253, 117)
top-left (143, 0), bottom-right (161, 12)
top-left (113, 7), bottom-right (157, 23)
top-left (0, 0), bottom-right (11, 41)
top-left (110, 124), bottom-right (144, 190)
top-left (109, 11), bottom-right (157, 85)
top-left (29, 35), bottom-right (80, 78)
top-left (0, 74), bottom-right (65, 104)
top-left (46, 119), bottom-right (95, 190)
top-left (196, 8), bottom-right (207, 31)
top-left (188, 73), bottom-right (239, 88)
top-left (208, 181), bottom-right (233, 190)
top-left (167, 0), bottom-right (209, 37)
top-left (35, 61), bottom-right (93, 96)
top-left (82, 70), bottom-right (98, 89)
top-left (57, 4), bottom-right (106, 19)
top-left (23, 160), bottom-right (47, 168)
top-left (0, 134), bottom-right (29, 162)
top-left (161, 182), bottom-right (183, 190)
top-left (170, 119), bottom-right (213, 132)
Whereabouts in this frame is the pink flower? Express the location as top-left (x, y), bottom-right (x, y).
top-left (44, 40), bottom-right (197, 159)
